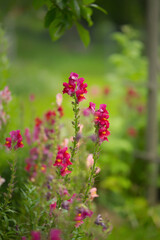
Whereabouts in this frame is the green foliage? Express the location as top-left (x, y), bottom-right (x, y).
top-left (33, 0), bottom-right (107, 47)
top-left (0, 26), bottom-right (9, 88)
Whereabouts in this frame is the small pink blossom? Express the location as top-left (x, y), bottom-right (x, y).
top-left (29, 94), bottom-right (35, 102)
top-left (90, 187), bottom-right (99, 200)
top-left (0, 176), bottom-right (5, 186)
top-left (86, 154), bottom-right (94, 168)
top-left (95, 167), bottom-right (101, 174)
top-left (56, 93), bottom-right (63, 106)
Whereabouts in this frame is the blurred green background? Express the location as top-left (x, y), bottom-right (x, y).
top-left (0, 0), bottom-right (160, 239)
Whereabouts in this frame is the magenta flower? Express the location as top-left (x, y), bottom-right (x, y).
top-left (60, 165), bottom-right (72, 177)
top-left (88, 102), bottom-right (96, 114)
top-left (69, 72), bottom-right (79, 80)
top-left (31, 231), bottom-right (41, 240)
top-left (50, 202), bottom-right (57, 215)
top-left (63, 79), bottom-right (76, 96)
top-left (4, 137), bottom-right (12, 149)
top-left (75, 207), bottom-right (93, 228)
top-left (50, 229), bottom-right (62, 240)
top-left (98, 127), bottom-right (110, 142)
top-left (5, 130), bottom-right (24, 150)
top-left (92, 103), bottom-right (110, 143)
top-left (54, 147), bottom-right (72, 167)
top-left (62, 73), bottom-right (88, 103)
top-left (10, 130), bottom-right (22, 142)
top-left (45, 110), bottom-right (56, 124)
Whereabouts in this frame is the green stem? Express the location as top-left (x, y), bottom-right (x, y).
top-left (4, 154), bottom-right (17, 209)
top-left (70, 94), bottom-right (80, 163)
top-left (83, 134), bottom-right (100, 203)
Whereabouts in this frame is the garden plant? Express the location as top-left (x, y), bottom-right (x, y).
top-left (0, 72), bottom-right (112, 240)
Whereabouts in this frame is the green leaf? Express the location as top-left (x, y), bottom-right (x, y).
top-left (72, 0), bottom-right (80, 18)
top-left (55, 0), bottom-right (65, 10)
top-left (49, 20), bottom-right (66, 41)
top-left (44, 8), bottom-right (57, 28)
top-left (81, 6), bottom-right (93, 26)
top-left (33, 0), bottom-right (52, 9)
top-left (83, 0), bottom-right (95, 4)
top-left (76, 22), bottom-right (90, 47)
top-left (90, 4), bottom-right (107, 14)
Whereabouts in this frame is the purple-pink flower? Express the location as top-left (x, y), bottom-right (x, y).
top-left (63, 73), bottom-right (88, 103)
top-left (31, 231), bottom-right (41, 240)
top-left (50, 229), bottom-right (62, 240)
top-left (5, 130), bottom-right (24, 150)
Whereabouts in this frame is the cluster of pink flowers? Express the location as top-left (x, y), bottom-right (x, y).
top-left (63, 72), bottom-right (87, 103)
top-left (0, 86), bottom-right (12, 130)
top-left (5, 130), bottom-right (24, 150)
top-left (53, 146), bottom-right (72, 176)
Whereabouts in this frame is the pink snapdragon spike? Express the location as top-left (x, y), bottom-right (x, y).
top-left (53, 147), bottom-right (72, 176)
top-left (5, 130), bottom-right (24, 150)
top-left (50, 229), bottom-right (62, 240)
top-left (0, 86), bottom-right (12, 103)
top-left (24, 128), bottom-right (32, 145)
top-left (90, 188), bottom-right (99, 200)
top-left (92, 103), bottom-right (110, 143)
top-left (63, 73), bottom-right (88, 103)
top-left (31, 231), bottom-right (41, 240)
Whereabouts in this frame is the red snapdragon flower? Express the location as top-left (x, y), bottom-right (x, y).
top-left (60, 165), bottom-right (72, 177)
top-left (57, 106), bottom-right (64, 117)
top-left (75, 207), bottom-right (93, 228)
top-left (45, 110), bottom-right (56, 124)
top-left (63, 79), bottom-right (76, 96)
top-left (53, 147), bottom-right (72, 176)
top-left (35, 118), bottom-right (42, 127)
top-left (63, 73), bottom-right (88, 103)
top-left (54, 147), bottom-right (72, 167)
top-left (4, 137), bottom-right (12, 149)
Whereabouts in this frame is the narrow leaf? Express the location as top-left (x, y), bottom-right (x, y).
top-left (90, 4), bottom-right (107, 14)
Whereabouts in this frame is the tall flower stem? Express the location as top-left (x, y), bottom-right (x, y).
top-left (70, 94), bottom-right (80, 163)
top-left (83, 129), bottom-right (100, 203)
top-left (3, 153), bottom-right (16, 209)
